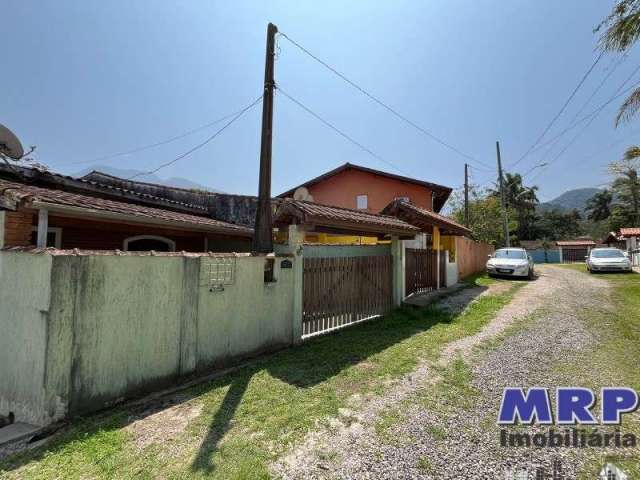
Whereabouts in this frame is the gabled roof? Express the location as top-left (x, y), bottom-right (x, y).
top-left (380, 200), bottom-right (471, 236)
top-left (274, 199), bottom-right (419, 239)
top-left (620, 227), bottom-right (640, 237)
top-left (278, 163), bottom-right (453, 212)
top-left (0, 179), bottom-right (253, 237)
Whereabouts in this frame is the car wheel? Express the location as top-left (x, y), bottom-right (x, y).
top-left (527, 267), bottom-right (534, 280)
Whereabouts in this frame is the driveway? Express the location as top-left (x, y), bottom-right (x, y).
top-left (274, 265), bottom-right (640, 479)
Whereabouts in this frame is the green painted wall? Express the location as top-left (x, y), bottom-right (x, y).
top-left (0, 252), bottom-right (296, 425)
top-left (0, 252), bottom-right (53, 426)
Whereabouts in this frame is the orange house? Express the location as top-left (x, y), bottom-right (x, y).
top-left (279, 163), bottom-right (451, 214)
top-left (278, 163), bottom-right (454, 246)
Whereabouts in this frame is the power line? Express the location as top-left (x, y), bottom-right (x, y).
top-left (522, 63), bottom-right (640, 182)
top-left (512, 52), bottom-right (604, 167)
top-left (278, 31), bottom-right (493, 170)
top-left (128, 95), bottom-right (263, 180)
top-left (60, 108), bottom-right (252, 168)
top-left (277, 85), bottom-right (414, 177)
top-left (519, 77), bottom-right (640, 163)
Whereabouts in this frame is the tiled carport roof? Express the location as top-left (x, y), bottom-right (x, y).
top-left (380, 200), bottom-right (471, 236)
top-left (620, 227), bottom-right (640, 237)
top-left (274, 199), bottom-right (419, 239)
top-left (0, 179), bottom-right (253, 237)
top-left (556, 240), bottom-right (596, 247)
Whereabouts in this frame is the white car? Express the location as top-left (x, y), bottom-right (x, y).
top-left (486, 248), bottom-right (535, 279)
top-left (586, 248), bottom-right (632, 273)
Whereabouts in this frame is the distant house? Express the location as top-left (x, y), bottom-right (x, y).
top-left (0, 166), bottom-right (253, 252)
top-left (556, 239), bottom-right (596, 263)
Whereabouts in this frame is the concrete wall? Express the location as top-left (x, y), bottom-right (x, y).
top-left (445, 250), bottom-right (459, 287)
top-left (0, 252), bottom-right (53, 426)
top-left (0, 251), bottom-right (295, 425)
top-left (456, 237), bottom-right (494, 279)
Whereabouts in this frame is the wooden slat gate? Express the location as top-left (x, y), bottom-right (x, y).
top-left (302, 256), bottom-right (393, 338)
top-left (405, 248), bottom-right (443, 297)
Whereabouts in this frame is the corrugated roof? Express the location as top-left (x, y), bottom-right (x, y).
top-left (274, 199), bottom-right (419, 237)
top-left (620, 227), bottom-right (640, 237)
top-left (380, 200), bottom-right (471, 236)
top-left (0, 179), bottom-right (253, 237)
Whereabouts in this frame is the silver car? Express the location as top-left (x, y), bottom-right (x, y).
top-left (586, 248), bottom-right (632, 273)
top-left (486, 248), bottom-right (535, 279)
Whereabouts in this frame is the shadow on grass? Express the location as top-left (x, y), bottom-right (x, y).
top-left (1, 294), bottom-right (481, 476)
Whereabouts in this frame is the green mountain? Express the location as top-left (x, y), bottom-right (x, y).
top-left (538, 188), bottom-right (602, 214)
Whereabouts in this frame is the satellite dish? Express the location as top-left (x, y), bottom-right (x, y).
top-left (0, 124), bottom-right (24, 159)
top-left (293, 186), bottom-right (314, 202)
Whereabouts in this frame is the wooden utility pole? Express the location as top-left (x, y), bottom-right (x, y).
top-left (496, 141), bottom-right (510, 248)
top-left (253, 22), bottom-right (278, 253)
top-left (464, 163), bottom-right (469, 227)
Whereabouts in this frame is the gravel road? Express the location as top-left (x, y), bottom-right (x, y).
top-left (273, 265), bottom-right (636, 479)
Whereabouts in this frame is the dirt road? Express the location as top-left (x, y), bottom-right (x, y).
top-left (274, 265), bottom-right (639, 479)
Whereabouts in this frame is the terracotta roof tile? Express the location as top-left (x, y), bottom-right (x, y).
top-left (380, 200), bottom-right (471, 236)
top-left (556, 240), bottom-right (596, 246)
top-left (620, 227), bottom-right (640, 237)
top-left (0, 179), bottom-right (252, 237)
top-left (274, 199), bottom-right (419, 237)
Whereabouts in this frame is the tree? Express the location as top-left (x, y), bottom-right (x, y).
top-left (598, 0), bottom-right (640, 124)
top-left (609, 148), bottom-right (640, 226)
top-left (449, 185), bottom-right (517, 247)
top-left (489, 172), bottom-right (539, 241)
top-left (535, 208), bottom-right (583, 240)
top-left (585, 189), bottom-right (613, 221)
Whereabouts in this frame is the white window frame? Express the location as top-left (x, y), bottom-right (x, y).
top-left (395, 196), bottom-right (410, 203)
top-left (356, 194), bottom-right (368, 210)
top-left (123, 235), bottom-right (176, 252)
top-left (31, 226), bottom-right (62, 248)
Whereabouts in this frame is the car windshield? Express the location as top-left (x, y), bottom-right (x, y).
top-left (493, 249), bottom-right (527, 259)
top-left (591, 249), bottom-right (625, 258)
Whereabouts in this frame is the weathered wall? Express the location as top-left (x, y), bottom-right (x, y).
top-left (0, 252), bottom-right (53, 425)
top-left (0, 251), bottom-right (295, 425)
top-left (456, 237), bottom-right (494, 279)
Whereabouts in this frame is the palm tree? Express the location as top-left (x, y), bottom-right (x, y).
top-left (585, 189), bottom-right (613, 221)
top-left (599, 0), bottom-right (640, 124)
top-left (491, 173), bottom-right (539, 240)
top-left (609, 146), bottom-right (640, 225)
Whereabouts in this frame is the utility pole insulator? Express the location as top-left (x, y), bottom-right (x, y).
top-left (253, 22), bottom-right (278, 253)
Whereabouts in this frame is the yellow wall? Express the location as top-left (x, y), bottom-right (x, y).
top-left (305, 233), bottom-right (379, 245)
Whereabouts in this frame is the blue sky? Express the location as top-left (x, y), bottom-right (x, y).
top-left (2, 0), bottom-right (638, 201)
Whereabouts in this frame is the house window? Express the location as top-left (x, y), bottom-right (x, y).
top-left (123, 235), bottom-right (176, 252)
top-left (395, 196), bottom-right (410, 203)
top-left (356, 194), bottom-right (368, 210)
top-left (30, 227), bottom-right (62, 248)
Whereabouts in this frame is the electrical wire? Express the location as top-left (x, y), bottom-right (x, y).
top-left (512, 52), bottom-right (604, 167)
top-left (523, 64), bottom-right (640, 182)
top-left (128, 95), bottom-right (263, 180)
top-left (59, 107), bottom-right (255, 167)
top-left (278, 31), bottom-right (493, 170)
top-left (277, 86), bottom-right (414, 177)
